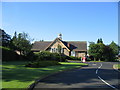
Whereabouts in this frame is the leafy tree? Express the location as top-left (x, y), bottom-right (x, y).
top-left (109, 41), bottom-right (119, 55)
top-left (57, 44), bottom-right (62, 62)
top-left (0, 29), bottom-right (11, 47)
top-left (97, 38), bottom-right (103, 44)
top-left (88, 40), bottom-right (117, 61)
top-left (99, 38), bottom-right (103, 43)
top-left (88, 42), bottom-right (105, 61)
top-left (103, 45), bottom-right (115, 61)
top-left (57, 44), bottom-right (62, 54)
top-left (11, 32), bottom-right (32, 56)
top-left (96, 43), bottom-right (105, 61)
top-left (97, 39), bottom-right (100, 44)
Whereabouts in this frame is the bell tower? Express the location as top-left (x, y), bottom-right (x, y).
top-left (58, 33), bottom-right (62, 40)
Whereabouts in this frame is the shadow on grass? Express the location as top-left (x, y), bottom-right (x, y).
top-left (2, 61), bottom-right (120, 89)
top-left (2, 62), bottom-right (84, 82)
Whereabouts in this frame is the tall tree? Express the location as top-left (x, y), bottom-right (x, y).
top-left (88, 42), bottom-right (105, 61)
top-left (97, 39), bottom-right (100, 44)
top-left (88, 40), bottom-right (116, 61)
top-left (103, 45), bottom-right (115, 61)
top-left (109, 41), bottom-right (119, 55)
top-left (57, 44), bottom-right (62, 62)
top-left (57, 44), bottom-right (62, 54)
top-left (99, 38), bottom-right (103, 43)
top-left (11, 32), bottom-right (32, 56)
top-left (0, 29), bottom-right (11, 47)
top-left (97, 38), bottom-right (103, 44)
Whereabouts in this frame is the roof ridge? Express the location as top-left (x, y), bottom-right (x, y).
top-left (35, 41), bottom-right (52, 42)
top-left (66, 41), bottom-right (87, 42)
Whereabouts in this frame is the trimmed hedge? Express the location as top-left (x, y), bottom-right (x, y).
top-left (35, 51), bottom-right (67, 62)
top-left (1, 46), bottom-right (20, 61)
top-left (25, 61), bottom-right (61, 68)
top-left (68, 56), bottom-right (81, 60)
top-left (1, 46), bottom-right (38, 61)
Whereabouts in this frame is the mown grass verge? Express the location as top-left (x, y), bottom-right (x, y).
top-left (89, 61), bottom-right (104, 62)
top-left (2, 61), bottom-right (87, 89)
top-left (113, 64), bottom-right (120, 70)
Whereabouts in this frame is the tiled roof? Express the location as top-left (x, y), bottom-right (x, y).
top-left (31, 41), bottom-right (51, 51)
top-left (62, 41), bottom-right (87, 51)
top-left (31, 40), bottom-right (87, 51)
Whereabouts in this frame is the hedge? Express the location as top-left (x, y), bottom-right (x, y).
top-left (35, 51), bottom-right (66, 62)
top-left (25, 61), bottom-right (61, 68)
top-left (1, 46), bottom-right (20, 61)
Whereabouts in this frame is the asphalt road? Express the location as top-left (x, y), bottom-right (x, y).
top-left (33, 62), bottom-right (120, 89)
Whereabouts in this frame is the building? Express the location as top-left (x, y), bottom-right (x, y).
top-left (31, 34), bottom-right (87, 57)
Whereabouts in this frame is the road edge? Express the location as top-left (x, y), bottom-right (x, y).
top-left (113, 64), bottom-right (120, 72)
top-left (27, 65), bottom-right (88, 90)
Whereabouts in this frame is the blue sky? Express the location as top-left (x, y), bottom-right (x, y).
top-left (2, 2), bottom-right (118, 45)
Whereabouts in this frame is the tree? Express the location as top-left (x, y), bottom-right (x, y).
top-left (88, 40), bottom-right (116, 61)
top-left (97, 39), bottom-right (100, 44)
top-left (11, 32), bottom-right (32, 56)
top-left (109, 41), bottom-right (119, 55)
top-left (0, 29), bottom-right (11, 47)
top-left (97, 38), bottom-right (103, 44)
top-left (88, 42), bottom-right (105, 61)
top-left (57, 44), bottom-right (62, 54)
top-left (103, 45), bottom-right (115, 61)
top-left (57, 44), bottom-right (62, 62)
top-left (99, 38), bottom-right (103, 43)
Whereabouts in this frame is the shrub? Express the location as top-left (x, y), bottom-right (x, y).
top-left (1, 46), bottom-right (21, 61)
top-left (35, 51), bottom-right (67, 62)
top-left (36, 51), bottom-right (52, 61)
top-left (68, 56), bottom-right (81, 60)
top-left (25, 51), bottom-right (37, 61)
top-left (25, 61), bottom-right (61, 68)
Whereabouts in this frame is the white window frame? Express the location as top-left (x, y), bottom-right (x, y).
top-left (71, 51), bottom-right (75, 56)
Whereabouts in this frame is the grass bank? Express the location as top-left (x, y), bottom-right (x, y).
top-left (2, 61), bottom-right (87, 89)
top-left (89, 61), bottom-right (104, 62)
top-left (113, 64), bottom-right (120, 70)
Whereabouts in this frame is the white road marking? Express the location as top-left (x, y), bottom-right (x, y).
top-left (96, 63), bottom-right (117, 89)
top-left (97, 76), bottom-right (116, 89)
top-left (96, 69), bottom-right (98, 74)
top-left (96, 63), bottom-right (102, 74)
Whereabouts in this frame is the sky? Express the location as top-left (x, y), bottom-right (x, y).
top-left (1, 2), bottom-right (118, 46)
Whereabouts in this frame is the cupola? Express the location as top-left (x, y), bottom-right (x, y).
top-left (58, 33), bottom-right (62, 40)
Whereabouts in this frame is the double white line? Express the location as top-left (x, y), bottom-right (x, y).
top-left (96, 63), bottom-right (117, 89)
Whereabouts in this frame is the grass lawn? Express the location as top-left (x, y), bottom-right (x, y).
top-left (113, 64), bottom-right (120, 69)
top-left (67, 60), bottom-right (82, 61)
top-left (2, 61), bottom-right (87, 89)
top-left (89, 61), bottom-right (104, 62)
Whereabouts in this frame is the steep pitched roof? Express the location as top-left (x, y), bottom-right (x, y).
top-left (44, 38), bottom-right (70, 51)
top-left (31, 40), bottom-right (87, 51)
top-left (66, 41), bottom-right (87, 51)
top-left (31, 41), bottom-right (51, 51)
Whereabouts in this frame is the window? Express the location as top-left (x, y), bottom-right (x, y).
top-left (71, 51), bottom-right (75, 56)
top-left (61, 48), bottom-right (64, 53)
top-left (50, 48), bottom-right (53, 53)
top-left (56, 48), bottom-right (58, 53)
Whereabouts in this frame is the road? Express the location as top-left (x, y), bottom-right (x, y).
top-left (33, 62), bottom-right (120, 89)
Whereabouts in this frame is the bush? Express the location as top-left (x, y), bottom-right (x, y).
top-left (1, 46), bottom-right (36, 61)
top-left (35, 51), bottom-right (67, 62)
top-left (68, 56), bottom-right (81, 60)
top-left (25, 61), bottom-right (61, 68)
top-left (35, 51), bottom-right (52, 61)
top-left (1, 46), bottom-right (21, 61)
top-left (25, 51), bottom-right (37, 61)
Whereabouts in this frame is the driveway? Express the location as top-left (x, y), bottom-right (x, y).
top-left (33, 62), bottom-right (120, 89)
